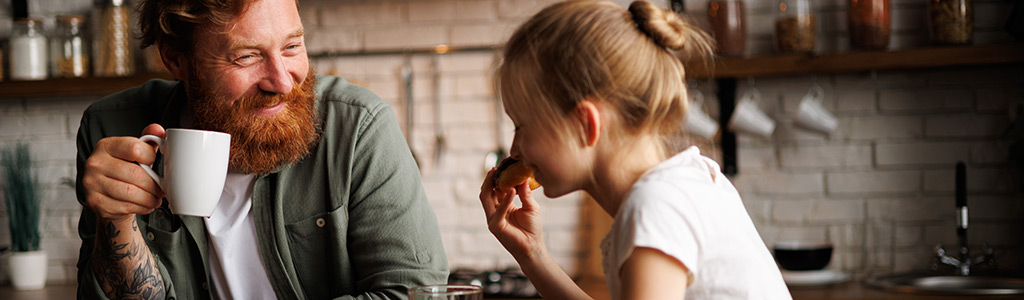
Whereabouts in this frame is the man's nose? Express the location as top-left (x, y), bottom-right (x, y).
top-left (258, 54), bottom-right (294, 94)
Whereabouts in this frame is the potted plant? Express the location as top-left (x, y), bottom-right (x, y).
top-left (2, 142), bottom-right (46, 290)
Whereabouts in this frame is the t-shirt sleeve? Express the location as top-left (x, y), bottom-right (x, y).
top-left (608, 181), bottom-right (703, 282)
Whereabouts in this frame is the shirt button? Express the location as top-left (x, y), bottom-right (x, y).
top-left (202, 282), bottom-right (209, 290)
top-left (316, 218), bottom-right (326, 227)
top-left (146, 232), bottom-right (155, 240)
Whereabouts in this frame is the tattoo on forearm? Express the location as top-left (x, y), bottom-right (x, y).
top-left (93, 219), bottom-right (167, 300)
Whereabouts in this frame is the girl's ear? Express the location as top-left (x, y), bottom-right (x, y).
top-left (575, 100), bottom-right (602, 147)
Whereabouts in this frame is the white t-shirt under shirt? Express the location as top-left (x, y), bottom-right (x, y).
top-left (204, 171), bottom-right (277, 299)
top-left (601, 147), bottom-right (792, 299)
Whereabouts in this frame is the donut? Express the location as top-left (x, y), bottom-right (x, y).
top-left (493, 157), bottom-right (541, 191)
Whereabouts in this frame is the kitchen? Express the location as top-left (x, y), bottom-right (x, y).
top-left (0, 0), bottom-right (1023, 299)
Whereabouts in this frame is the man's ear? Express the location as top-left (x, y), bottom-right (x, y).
top-left (575, 100), bottom-right (602, 147)
top-left (158, 43), bottom-right (188, 81)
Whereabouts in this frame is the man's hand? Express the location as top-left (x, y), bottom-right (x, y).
top-left (81, 124), bottom-right (167, 223)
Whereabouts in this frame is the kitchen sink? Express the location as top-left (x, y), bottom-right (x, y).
top-left (867, 272), bottom-right (1024, 295)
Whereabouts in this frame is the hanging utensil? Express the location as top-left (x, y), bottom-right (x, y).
top-left (431, 53), bottom-right (447, 166)
top-left (402, 55), bottom-right (420, 168)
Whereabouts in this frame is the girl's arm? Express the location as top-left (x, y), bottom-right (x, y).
top-left (619, 247), bottom-right (690, 299)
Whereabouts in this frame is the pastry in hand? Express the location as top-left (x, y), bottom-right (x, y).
top-left (493, 157), bottom-right (541, 191)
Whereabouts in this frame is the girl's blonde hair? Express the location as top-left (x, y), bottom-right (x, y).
top-left (498, 0), bottom-right (713, 157)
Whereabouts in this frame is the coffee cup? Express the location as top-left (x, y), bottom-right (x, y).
top-left (727, 89), bottom-right (776, 137)
top-left (138, 129), bottom-right (231, 217)
top-left (795, 85), bottom-right (837, 133)
top-left (685, 91), bottom-right (720, 139)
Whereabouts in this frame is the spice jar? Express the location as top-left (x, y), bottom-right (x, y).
top-left (930, 0), bottom-right (973, 45)
top-left (849, 0), bottom-right (890, 50)
top-left (93, 0), bottom-right (134, 77)
top-left (51, 15), bottom-right (90, 78)
top-left (708, 0), bottom-right (746, 56)
top-left (775, 0), bottom-right (815, 53)
top-left (9, 18), bottom-right (49, 81)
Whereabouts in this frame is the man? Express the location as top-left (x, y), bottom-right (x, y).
top-left (74, 0), bottom-right (448, 299)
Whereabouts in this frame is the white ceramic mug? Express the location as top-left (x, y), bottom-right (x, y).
top-left (728, 89), bottom-right (776, 137)
top-left (138, 129), bottom-right (231, 217)
top-left (686, 91), bottom-right (720, 139)
top-left (795, 85), bottom-right (837, 133)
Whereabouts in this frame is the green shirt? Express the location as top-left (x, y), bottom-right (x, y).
top-left (75, 76), bottom-right (449, 299)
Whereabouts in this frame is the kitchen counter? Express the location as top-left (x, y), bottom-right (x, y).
top-left (5, 281), bottom-right (1024, 299)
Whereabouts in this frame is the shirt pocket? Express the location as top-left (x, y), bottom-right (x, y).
top-left (284, 205), bottom-right (349, 298)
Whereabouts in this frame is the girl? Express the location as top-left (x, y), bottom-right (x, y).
top-left (478, 1), bottom-right (792, 299)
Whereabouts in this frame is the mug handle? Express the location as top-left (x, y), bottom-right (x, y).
top-left (807, 84), bottom-right (825, 102)
top-left (138, 135), bottom-right (165, 190)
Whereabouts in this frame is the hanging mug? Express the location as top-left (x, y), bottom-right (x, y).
top-left (795, 84), bottom-right (837, 133)
top-left (728, 88), bottom-right (776, 137)
top-left (686, 90), bottom-right (720, 139)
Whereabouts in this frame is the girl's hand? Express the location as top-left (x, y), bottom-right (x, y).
top-left (479, 167), bottom-right (545, 260)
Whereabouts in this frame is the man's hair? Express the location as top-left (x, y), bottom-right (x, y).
top-left (137, 0), bottom-right (251, 54)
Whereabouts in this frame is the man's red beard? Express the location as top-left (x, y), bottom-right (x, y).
top-left (186, 67), bottom-right (320, 175)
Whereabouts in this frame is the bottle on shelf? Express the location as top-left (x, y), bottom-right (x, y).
top-left (51, 15), bottom-right (90, 78)
top-left (10, 18), bottom-right (49, 81)
top-left (93, 0), bottom-right (135, 77)
top-left (708, 0), bottom-right (746, 57)
top-left (929, 0), bottom-right (973, 45)
top-left (848, 0), bottom-right (891, 50)
top-left (774, 0), bottom-right (816, 53)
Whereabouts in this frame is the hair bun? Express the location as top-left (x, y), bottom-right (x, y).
top-left (628, 1), bottom-right (714, 57)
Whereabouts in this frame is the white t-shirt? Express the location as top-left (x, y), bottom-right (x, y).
top-left (601, 147), bottom-right (791, 299)
top-left (204, 171), bottom-right (277, 300)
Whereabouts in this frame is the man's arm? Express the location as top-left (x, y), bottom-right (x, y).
top-left (77, 123), bottom-right (168, 300)
top-left (91, 218), bottom-right (166, 300)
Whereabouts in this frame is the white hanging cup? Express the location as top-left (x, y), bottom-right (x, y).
top-left (138, 129), bottom-right (231, 217)
top-left (795, 85), bottom-right (837, 133)
top-left (686, 90), bottom-right (720, 139)
top-left (728, 88), bottom-right (776, 137)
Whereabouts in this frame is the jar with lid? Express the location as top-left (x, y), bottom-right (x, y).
top-left (929, 0), bottom-right (973, 45)
top-left (848, 0), bottom-right (890, 50)
top-left (9, 18), bottom-right (49, 81)
top-left (774, 0), bottom-right (815, 53)
top-left (51, 15), bottom-right (90, 78)
top-left (93, 0), bottom-right (135, 77)
top-left (708, 0), bottom-right (746, 56)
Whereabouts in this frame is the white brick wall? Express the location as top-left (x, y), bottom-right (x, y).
top-left (1, 0), bottom-right (1021, 287)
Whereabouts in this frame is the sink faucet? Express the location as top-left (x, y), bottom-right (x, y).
top-left (934, 243), bottom-right (995, 276)
top-left (932, 162), bottom-right (996, 276)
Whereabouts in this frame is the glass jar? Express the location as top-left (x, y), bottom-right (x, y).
top-left (708, 0), bottom-right (746, 56)
top-left (929, 0), bottom-right (973, 45)
top-left (93, 0), bottom-right (134, 77)
top-left (51, 15), bottom-right (90, 78)
top-left (849, 0), bottom-right (891, 50)
top-left (9, 18), bottom-right (49, 81)
top-left (775, 0), bottom-right (815, 53)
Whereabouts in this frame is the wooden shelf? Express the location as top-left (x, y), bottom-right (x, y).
top-left (0, 72), bottom-right (173, 99)
top-left (1, 44), bottom-right (1022, 99)
top-left (685, 43), bottom-right (1024, 79)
